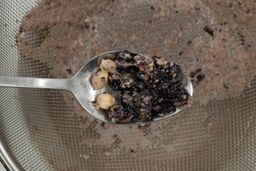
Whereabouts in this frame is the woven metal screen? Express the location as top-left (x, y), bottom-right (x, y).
top-left (1, 0), bottom-right (256, 170)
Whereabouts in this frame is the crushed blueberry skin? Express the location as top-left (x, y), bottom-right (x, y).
top-left (93, 50), bottom-right (190, 123)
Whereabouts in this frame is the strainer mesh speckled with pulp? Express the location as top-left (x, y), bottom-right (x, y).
top-left (1, 0), bottom-right (256, 170)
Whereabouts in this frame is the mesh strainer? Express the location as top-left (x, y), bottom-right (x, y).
top-left (1, 0), bottom-right (256, 171)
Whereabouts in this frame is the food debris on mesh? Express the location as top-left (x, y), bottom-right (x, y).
top-left (91, 50), bottom-right (190, 123)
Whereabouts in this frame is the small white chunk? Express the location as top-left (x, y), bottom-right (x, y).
top-left (100, 59), bottom-right (117, 73)
top-left (96, 93), bottom-right (116, 110)
top-left (91, 70), bottom-right (108, 90)
top-left (156, 58), bottom-right (166, 66)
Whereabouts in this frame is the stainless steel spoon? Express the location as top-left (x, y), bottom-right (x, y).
top-left (0, 51), bottom-right (193, 123)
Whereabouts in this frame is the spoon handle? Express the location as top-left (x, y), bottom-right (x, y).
top-left (0, 76), bottom-right (72, 91)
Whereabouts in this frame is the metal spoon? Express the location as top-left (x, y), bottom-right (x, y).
top-left (0, 51), bottom-right (193, 123)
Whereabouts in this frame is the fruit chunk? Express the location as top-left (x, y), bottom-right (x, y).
top-left (91, 70), bottom-right (109, 90)
top-left (96, 93), bottom-right (116, 109)
top-left (100, 59), bottom-right (117, 73)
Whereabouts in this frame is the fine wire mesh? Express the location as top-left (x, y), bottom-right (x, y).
top-left (1, 0), bottom-right (256, 171)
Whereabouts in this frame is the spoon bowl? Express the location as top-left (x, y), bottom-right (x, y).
top-left (0, 51), bottom-right (193, 124)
